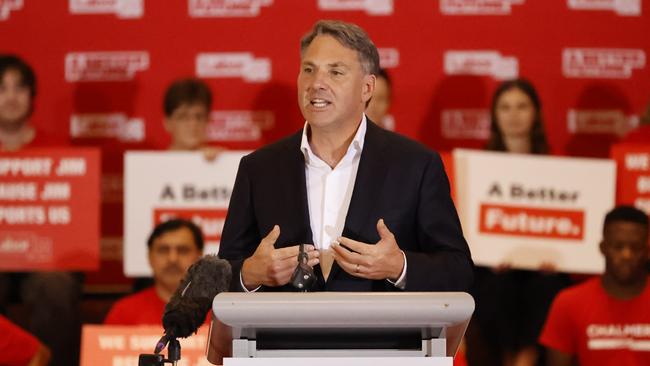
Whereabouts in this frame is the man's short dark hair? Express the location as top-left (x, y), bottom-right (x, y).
top-left (300, 20), bottom-right (380, 76)
top-left (147, 218), bottom-right (204, 251)
top-left (603, 205), bottom-right (649, 235)
top-left (377, 68), bottom-right (391, 88)
top-left (163, 78), bottom-right (212, 117)
top-left (0, 54), bottom-right (37, 98)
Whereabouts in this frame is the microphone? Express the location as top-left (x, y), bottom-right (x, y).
top-left (290, 244), bottom-right (317, 291)
top-left (161, 254), bottom-right (232, 339)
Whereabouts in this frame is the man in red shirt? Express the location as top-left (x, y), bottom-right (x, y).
top-left (540, 205), bottom-right (650, 366)
top-left (104, 219), bottom-right (203, 325)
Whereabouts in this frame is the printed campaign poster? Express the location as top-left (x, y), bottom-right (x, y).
top-left (610, 143), bottom-right (650, 215)
top-left (80, 325), bottom-right (211, 366)
top-left (0, 148), bottom-right (101, 271)
top-left (124, 151), bottom-right (247, 277)
top-left (454, 149), bottom-right (616, 273)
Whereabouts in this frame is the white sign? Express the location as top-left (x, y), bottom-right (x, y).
top-left (196, 53), bottom-right (271, 83)
top-left (567, 109), bottom-right (639, 136)
top-left (65, 52), bottom-right (149, 82)
top-left (69, 0), bottom-right (144, 18)
top-left (454, 149), bottom-right (616, 273)
top-left (124, 151), bottom-right (247, 277)
top-left (207, 110), bottom-right (274, 142)
top-left (378, 48), bottom-right (400, 69)
top-left (318, 0), bottom-right (394, 15)
top-left (188, 0), bottom-right (273, 17)
top-left (440, 0), bottom-right (525, 15)
top-left (70, 113), bottom-right (145, 142)
top-left (567, 0), bottom-right (641, 16)
top-left (0, 0), bottom-right (22, 20)
top-left (444, 51), bottom-right (519, 80)
top-left (562, 48), bottom-right (646, 79)
top-left (441, 109), bottom-right (490, 140)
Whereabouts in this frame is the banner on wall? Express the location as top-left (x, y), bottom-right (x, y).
top-left (610, 144), bottom-right (650, 215)
top-left (124, 151), bottom-right (246, 277)
top-left (80, 325), bottom-right (210, 366)
top-left (0, 148), bottom-right (101, 271)
top-left (454, 149), bottom-right (616, 273)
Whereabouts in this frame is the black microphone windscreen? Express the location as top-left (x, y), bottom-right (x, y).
top-left (162, 255), bottom-right (232, 338)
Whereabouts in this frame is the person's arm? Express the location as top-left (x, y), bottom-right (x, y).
top-left (218, 156), bottom-right (318, 291)
top-left (27, 345), bottom-right (51, 366)
top-left (546, 348), bottom-right (575, 366)
top-left (218, 155), bottom-right (262, 291)
top-left (405, 152), bottom-right (474, 291)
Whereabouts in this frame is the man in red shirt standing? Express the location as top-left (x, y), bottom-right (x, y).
top-left (540, 205), bottom-right (650, 366)
top-left (104, 219), bottom-right (203, 325)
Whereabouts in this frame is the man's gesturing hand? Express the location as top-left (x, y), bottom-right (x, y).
top-left (241, 225), bottom-right (319, 290)
top-left (331, 219), bottom-right (405, 281)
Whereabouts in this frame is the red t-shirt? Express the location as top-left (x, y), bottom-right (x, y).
top-left (104, 286), bottom-right (212, 327)
top-left (540, 276), bottom-right (650, 366)
top-left (0, 315), bottom-right (40, 366)
top-left (104, 287), bottom-right (167, 326)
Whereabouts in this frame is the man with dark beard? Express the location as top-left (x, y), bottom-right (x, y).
top-left (540, 205), bottom-right (650, 366)
top-left (104, 219), bottom-right (204, 325)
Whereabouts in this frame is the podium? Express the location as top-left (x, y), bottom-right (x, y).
top-left (209, 292), bottom-right (474, 366)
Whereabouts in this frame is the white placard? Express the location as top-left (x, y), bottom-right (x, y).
top-left (124, 151), bottom-right (247, 277)
top-left (454, 149), bottom-right (616, 274)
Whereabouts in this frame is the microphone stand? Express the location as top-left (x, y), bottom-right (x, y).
top-left (138, 335), bottom-right (181, 366)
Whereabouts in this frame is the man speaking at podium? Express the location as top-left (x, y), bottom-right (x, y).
top-left (218, 20), bottom-right (473, 293)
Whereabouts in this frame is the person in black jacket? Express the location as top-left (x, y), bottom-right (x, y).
top-left (218, 20), bottom-right (473, 293)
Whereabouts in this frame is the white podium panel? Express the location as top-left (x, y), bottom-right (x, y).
top-left (210, 292), bottom-right (474, 365)
top-left (224, 357), bottom-right (452, 366)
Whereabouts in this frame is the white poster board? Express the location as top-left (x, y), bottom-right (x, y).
top-left (124, 151), bottom-right (247, 277)
top-left (454, 149), bottom-right (616, 274)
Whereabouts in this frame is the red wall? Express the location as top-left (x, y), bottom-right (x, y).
top-left (2, 0), bottom-right (650, 240)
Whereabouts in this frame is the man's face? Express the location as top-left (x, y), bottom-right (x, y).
top-left (164, 103), bottom-right (209, 150)
top-left (601, 221), bottom-right (648, 285)
top-left (297, 35), bottom-right (374, 131)
top-left (148, 227), bottom-right (202, 292)
top-left (0, 69), bottom-right (32, 130)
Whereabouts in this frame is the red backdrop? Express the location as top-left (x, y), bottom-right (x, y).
top-left (2, 0), bottom-right (649, 275)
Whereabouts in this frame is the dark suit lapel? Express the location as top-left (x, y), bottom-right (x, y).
top-left (328, 120), bottom-right (389, 282)
top-left (283, 131), bottom-right (327, 289)
top-left (284, 131), bottom-right (314, 246)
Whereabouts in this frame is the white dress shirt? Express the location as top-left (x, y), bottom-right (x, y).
top-left (300, 117), bottom-right (365, 251)
top-left (242, 115), bottom-right (406, 290)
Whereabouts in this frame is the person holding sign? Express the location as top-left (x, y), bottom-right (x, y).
top-left (218, 20), bottom-right (473, 293)
top-left (540, 205), bottom-right (650, 366)
top-left (105, 219), bottom-right (204, 325)
top-left (0, 54), bottom-right (83, 366)
top-left (467, 79), bottom-right (571, 366)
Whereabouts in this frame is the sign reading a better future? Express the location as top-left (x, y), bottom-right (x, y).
top-left (454, 150), bottom-right (616, 274)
